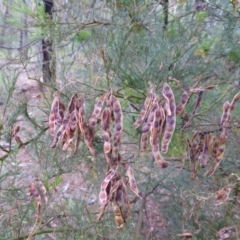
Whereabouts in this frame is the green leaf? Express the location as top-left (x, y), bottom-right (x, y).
top-left (49, 176), bottom-right (63, 190)
top-left (195, 11), bottom-right (207, 21)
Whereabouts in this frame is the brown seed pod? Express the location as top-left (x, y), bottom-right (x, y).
top-left (113, 179), bottom-right (130, 222)
top-left (101, 108), bottom-right (112, 154)
top-left (84, 126), bottom-right (96, 157)
top-left (140, 132), bottom-right (148, 152)
top-left (89, 94), bottom-right (106, 128)
top-left (12, 125), bottom-right (24, 147)
top-left (126, 166), bottom-right (144, 198)
top-left (28, 183), bottom-right (41, 218)
top-left (112, 202), bottom-right (124, 230)
top-left (215, 184), bottom-right (232, 205)
top-left (77, 96), bottom-right (86, 136)
top-left (38, 181), bottom-right (48, 204)
top-left (161, 83), bottom-right (176, 154)
top-left (220, 101), bottom-right (231, 126)
top-left (206, 142), bottom-right (226, 177)
top-left (230, 92), bottom-right (240, 111)
top-left (56, 102), bottom-right (65, 124)
top-left (133, 92), bottom-right (155, 128)
top-left (142, 102), bottom-right (158, 133)
top-left (99, 169), bottom-right (116, 205)
top-left (50, 112), bottom-right (71, 148)
top-left (176, 91), bottom-right (188, 115)
top-left (67, 92), bottom-right (78, 113)
top-left (49, 95), bottom-right (60, 136)
top-left (182, 91), bottom-right (203, 131)
top-left (187, 132), bottom-right (199, 179)
top-left (198, 134), bottom-right (210, 168)
top-left (111, 95), bottom-right (123, 162)
top-left (150, 106), bottom-right (168, 168)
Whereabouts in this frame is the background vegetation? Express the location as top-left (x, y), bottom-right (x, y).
top-left (0, 0), bottom-right (240, 239)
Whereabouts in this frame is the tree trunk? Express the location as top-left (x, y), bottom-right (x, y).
top-left (20, 0), bottom-right (28, 61)
top-left (163, 0), bottom-right (169, 31)
top-left (42, 0), bottom-right (55, 83)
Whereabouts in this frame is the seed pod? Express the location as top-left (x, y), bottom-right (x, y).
top-left (84, 126), bottom-right (96, 157)
top-left (187, 132), bottom-right (199, 179)
top-left (62, 112), bottom-right (77, 151)
top-left (28, 183), bottom-right (41, 218)
top-left (67, 92), bottom-right (78, 113)
top-left (150, 106), bottom-right (168, 168)
top-left (126, 166), bottom-right (144, 199)
top-left (89, 94), bottom-right (106, 128)
top-left (99, 169), bottom-right (116, 205)
top-left (176, 91), bottom-right (188, 115)
top-left (49, 95), bottom-right (60, 136)
top-left (206, 142), bottom-right (226, 177)
top-left (12, 126), bottom-right (24, 147)
top-left (77, 96), bottom-right (86, 136)
top-left (198, 134), bottom-right (210, 168)
top-left (101, 108), bottom-right (111, 154)
top-left (182, 91), bottom-right (203, 131)
top-left (112, 95), bottom-right (123, 162)
top-left (142, 102), bottom-right (158, 133)
top-left (161, 83), bottom-right (176, 154)
top-left (140, 132), bottom-right (148, 152)
top-left (133, 92), bottom-right (155, 128)
top-left (112, 202), bottom-right (124, 230)
top-left (56, 102), bottom-right (65, 124)
top-left (215, 184), bottom-right (232, 205)
top-left (50, 112), bottom-right (71, 148)
top-left (220, 101), bottom-right (231, 126)
top-left (114, 178), bottom-right (130, 220)
top-left (230, 92), bottom-right (240, 111)
top-left (38, 181), bottom-right (48, 204)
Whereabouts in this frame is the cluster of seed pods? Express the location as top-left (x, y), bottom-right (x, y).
top-left (27, 181), bottom-right (48, 218)
top-left (134, 83), bottom-right (188, 168)
top-left (187, 92), bottom-right (240, 178)
top-left (48, 90), bottom-right (143, 229)
top-left (98, 165), bottom-right (144, 229)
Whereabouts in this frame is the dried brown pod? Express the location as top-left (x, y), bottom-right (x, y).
top-left (126, 166), bottom-right (144, 198)
top-left (198, 134), bottom-right (210, 168)
top-left (56, 102), bottom-right (65, 124)
top-left (206, 133), bottom-right (226, 177)
top-left (12, 125), bottom-right (24, 147)
top-left (176, 91), bottom-right (188, 115)
top-left (182, 91), bottom-right (203, 131)
top-left (112, 95), bottom-right (123, 162)
top-left (187, 132), bottom-right (199, 179)
top-left (133, 92), bottom-right (155, 128)
top-left (220, 101), bottom-right (231, 126)
top-left (150, 106), bottom-right (168, 168)
top-left (142, 102), bottom-right (158, 133)
top-left (89, 94), bottom-right (106, 128)
top-left (49, 95), bottom-right (60, 136)
top-left (140, 132), bottom-right (148, 152)
top-left (101, 108), bottom-right (112, 154)
top-left (161, 83), bottom-right (176, 154)
top-left (114, 179), bottom-right (130, 221)
top-left (112, 202), bottom-right (124, 229)
top-left (38, 181), bottom-right (48, 204)
top-left (67, 92), bottom-right (78, 113)
top-left (77, 96), bottom-right (86, 136)
top-left (99, 169), bottom-right (116, 205)
top-left (84, 126), bottom-right (96, 157)
top-left (215, 184), bottom-right (232, 205)
top-left (28, 183), bottom-right (41, 218)
top-left (230, 92), bottom-right (240, 111)
top-left (50, 112), bottom-right (71, 148)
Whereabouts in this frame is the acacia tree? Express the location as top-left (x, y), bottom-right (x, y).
top-left (0, 1), bottom-right (240, 239)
